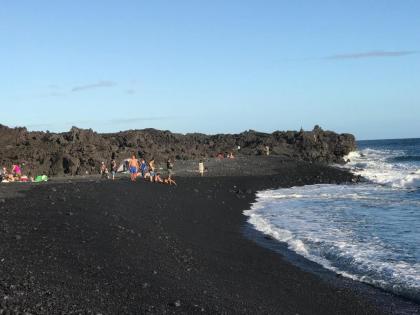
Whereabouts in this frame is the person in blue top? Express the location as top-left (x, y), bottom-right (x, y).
top-left (140, 159), bottom-right (148, 178)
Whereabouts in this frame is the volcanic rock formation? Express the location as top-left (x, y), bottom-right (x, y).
top-left (0, 124), bottom-right (356, 176)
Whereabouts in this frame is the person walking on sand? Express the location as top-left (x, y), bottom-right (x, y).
top-left (129, 154), bottom-right (140, 182)
top-left (198, 160), bottom-right (204, 177)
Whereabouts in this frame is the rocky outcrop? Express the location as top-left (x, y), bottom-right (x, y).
top-left (0, 124), bottom-right (356, 176)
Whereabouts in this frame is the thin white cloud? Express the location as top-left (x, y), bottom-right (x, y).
top-left (71, 80), bottom-right (116, 92)
top-left (326, 50), bottom-right (418, 60)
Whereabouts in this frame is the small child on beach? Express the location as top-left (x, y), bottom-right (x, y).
top-left (149, 158), bottom-right (156, 182)
top-left (100, 162), bottom-right (109, 179)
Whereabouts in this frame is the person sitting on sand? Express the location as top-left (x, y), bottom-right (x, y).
top-left (12, 164), bottom-right (22, 179)
top-left (154, 172), bottom-right (163, 183)
top-left (129, 154), bottom-right (140, 182)
top-left (20, 175), bottom-right (29, 182)
top-left (164, 174), bottom-right (177, 186)
top-left (2, 167), bottom-right (13, 182)
top-left (143, 168), bottom-right (152, 182)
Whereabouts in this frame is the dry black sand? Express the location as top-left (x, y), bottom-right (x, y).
top-left (1, 159), bottom-right (419, 314)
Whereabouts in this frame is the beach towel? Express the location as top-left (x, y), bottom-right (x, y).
top-left (34, 175), bottom-right (48, 182)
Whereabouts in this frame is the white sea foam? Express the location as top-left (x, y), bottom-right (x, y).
top-left (244, 185), bottom-right (420, 300)
top-left (343, 148), bottom-right (420, 189)
top-left (245, 140), bottom-right (420, 300)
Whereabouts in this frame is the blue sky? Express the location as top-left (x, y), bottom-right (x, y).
top-left (0, 1), bottom-right (419, 140)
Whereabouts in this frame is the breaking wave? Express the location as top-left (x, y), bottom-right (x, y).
top-left (245, 138), bottom-right (420, 301)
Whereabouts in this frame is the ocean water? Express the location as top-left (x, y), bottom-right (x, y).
top-left (244, 138), bottom-right (420, 301)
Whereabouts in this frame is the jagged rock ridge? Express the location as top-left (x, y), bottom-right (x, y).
top-left (0, 124), bottom-right (356, 176)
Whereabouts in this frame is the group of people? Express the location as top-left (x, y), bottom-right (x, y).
top-left (2, 149), bottom-right (244, 184)
top-left (1, 164), bottom-right (28, 182)
top-left (1, 164), bottom-right (49, 183)
top-left (100, 154), bottom-right (177, 185)
top-left (100, 160), bottom-right (118, 180)
top-left (216, 152), bottom-right (235, 159)
top-left (127, 155), bottom-right (177, 185)
top-left (128, 155), bottom-right (176, 185)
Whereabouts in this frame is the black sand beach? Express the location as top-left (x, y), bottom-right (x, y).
top-left (1, 158), bottom-right (419, 314)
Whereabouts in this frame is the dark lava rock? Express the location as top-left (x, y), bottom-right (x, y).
top-left (0, 124), bottom-right (356, 176)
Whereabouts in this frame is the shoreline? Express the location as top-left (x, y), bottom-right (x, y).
top-left (1, 161), bottom-right (419, 314)
top-left (243, 220), bottom-right (420, 313)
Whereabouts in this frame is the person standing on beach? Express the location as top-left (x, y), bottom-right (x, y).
top-left (198, 160), bottom-right (204, 176)
top-left (167, 158), bottom-right (174, 176)
top-left (0, 167), bottom-right (6, 182)
top-left (129, 154), bottom-right (140, 182)
top-left (140, 159), bottom-right (148, 178)
top-left (111, 159), bottom-right (117, 180)
top-left (149, 157), bottom-right (156, 182)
